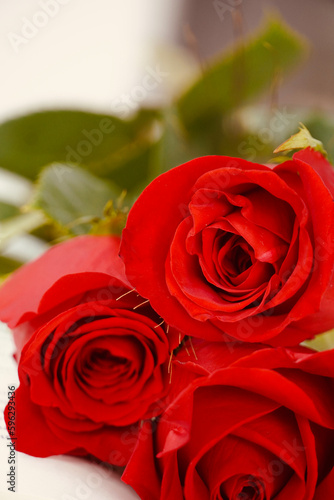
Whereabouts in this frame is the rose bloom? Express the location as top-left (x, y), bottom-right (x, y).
top-left (122, 341), bottom-right (334, 499)
top-left (121, 148), bottom-right (334, 346)
top-left (0, 235), bottom-right (172, 466)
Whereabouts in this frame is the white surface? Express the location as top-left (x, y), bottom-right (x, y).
top-left (0, 322), bottom-right (139, 499)
top-left (0, 169), bottom-right (49, 261)
top-left (0, 169), bottom-right (32, 207)
top-left (0, 0), bottom-right (182, 122)
top-left (0, 1), bottom-right (186, 264)
top-left (0, 6), bottom-right (180, 491)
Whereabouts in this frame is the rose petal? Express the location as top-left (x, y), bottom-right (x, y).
top-left (5, 385), bottom-right (76, 457)
top-left (120, 157), bottom-right (272, 345)
top-left (294, 147), bottom-right (334, 197)
top-left (0, 235), bottom-right (129, 328)
top-left (314, 466), bottom-right (334, 499)
top-left (122, 422), bottom-right (164, 500)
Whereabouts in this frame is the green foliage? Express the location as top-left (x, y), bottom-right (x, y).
top-left (0, 201), bottom-right (20, 221)
top-left (1, 15), bottom-right (328, 281)
top-left (177, 18), bottom-right (306, 129)
top-left (274, 123), bottom-right (327, 156)
top-left (32, 164), bottom-right (121, 235)
top-left (303, 330), bottom-right (334, 352)
top-left (90, 198), bottom-right (129, 236)
top-left (0, 110), bottom-right (129, 180)
top-left (304, 114), bottom-right (334, 163)
top-left (0, 18), bottom-right (306, 187)
top-left (0, 255), bottom-right (22, 275)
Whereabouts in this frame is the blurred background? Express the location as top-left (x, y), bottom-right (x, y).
top-left (1, 0), bottom-right (334, 120)
top-left (0, 0), bottom-right (333, 270)
top-left (185, 0), bottom-right (334, 111)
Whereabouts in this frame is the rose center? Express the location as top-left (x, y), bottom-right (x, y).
top-left (90, 348), bottom-right (128, 369)
top-left (217, 234), bottom-right (254, 281)
top-left (228, 244), bottom-right (252, 275)
top-left (236, 481), bottom-right (264, 500)
top-left (237, 485), bottom-right (258, 499)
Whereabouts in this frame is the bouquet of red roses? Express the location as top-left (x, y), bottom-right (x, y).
top-left (0, 140), bottom-right (333, 499)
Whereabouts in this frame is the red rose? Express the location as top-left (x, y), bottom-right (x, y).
top-left (1, 236), bottom-right (172, 466)
top-left (122, 341), bottom-right (334, 499)
top-left (121, 148), bottom-right (334, 346)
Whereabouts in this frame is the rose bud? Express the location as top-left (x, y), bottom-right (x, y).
top-left (0, 235), bottom-right (173, 466)
top-left (123, 340), bottom-right (334, 499)
top-left (121, 148), bottom-right (334, 347)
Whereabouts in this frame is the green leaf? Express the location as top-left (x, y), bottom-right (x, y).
top-left (0, 109), bottom-right (154, 181)
top-left (92, 139), bottom-right (157, 195)
top-left (86, 109), bottom-right (163, 193)
top-left (304, 113), bottom-right (334, 164)
top-left (0, 255), bottom-right (22, 275)
top-left (33, 164), bottom-right (121, 235)
top-left (89, 108), bottom-right (196, 196)
top-left (154, 108), bottom-right (196, 173)
top-left (90, 198), bottom-right (128, 236)
top-left (0, 201), bottom-right (20, 221)
top-left (267, 155), bottom-right (292, 164)
top-left (29, 221), bottom-right (69, 243)
top-left (303, 329), bottom-right (334, 352)
top-left (274, 123), bottom-right (327, 156)
top-left (177, 17), bottom-right (306, 128)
